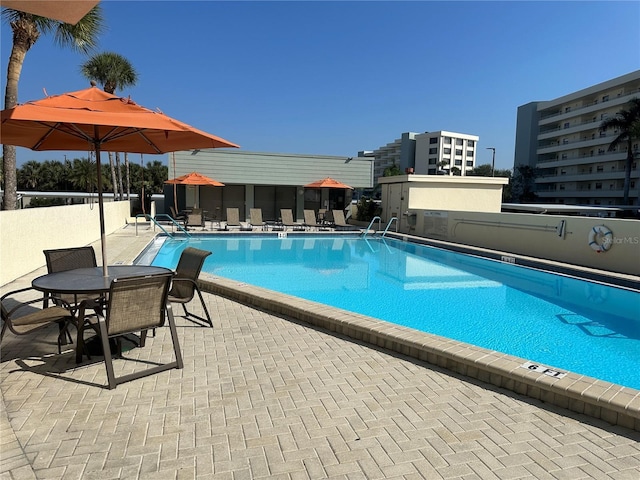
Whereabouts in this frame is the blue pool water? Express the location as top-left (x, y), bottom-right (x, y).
top-left (150, 235), bottom-right (640, 390)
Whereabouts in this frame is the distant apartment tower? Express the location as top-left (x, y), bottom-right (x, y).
top-left (414, 131), bottom-right (478, 176)
top-left (362, 130), bottom-right (478, 185)
top-left (514, 70), bottom-right (640, 205)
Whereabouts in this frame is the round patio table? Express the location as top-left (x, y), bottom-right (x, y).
top-left (32, 265), bottom-right (173, 362)
top-left (31, 265), bottom-right (172, 295)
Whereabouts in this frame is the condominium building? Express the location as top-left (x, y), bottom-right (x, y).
top-left (414, 131), bottom-right (478, 176)
top-left (514, 70), bottom-right (640, 206)
top-left (361, 130), bottom-right (478, 185)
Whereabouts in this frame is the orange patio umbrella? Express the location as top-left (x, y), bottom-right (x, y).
top-left (0, 84), bottom-right (239, 275)
top-left (304, 177), bottom-right (354, 189)
top-left (165, 172), bottom-right (225, 210)
top-left (165, 172), bottom-right (225, 187)
top-left (0, 0), bottom-right (100, 25)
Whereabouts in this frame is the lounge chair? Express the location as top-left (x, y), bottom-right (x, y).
top-left (303, 209), bottom-right (329, 231)
top-left (1, 287), bottom-right (74, 354)
top-left (249, 208), bottom-right (267, 231)
top-left (280, 209), bottom-right (305, 231)
top-left (43, 246), bottom-right (102, 314)
top-left (169, 206), bottom-right (187, 227)
top-left (168, 247), bottom-right (213, 327)
top-left (186, 208), bottom-right (205, 229)
top-left (332, 209), bottom-right (360, 231)
top-left (75, 273), bottom-right (183, 389)
top-left (226, 208), bottom-right (253, 231)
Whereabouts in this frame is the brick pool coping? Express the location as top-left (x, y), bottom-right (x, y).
top-left (198, 272), bottom-right (640, 431)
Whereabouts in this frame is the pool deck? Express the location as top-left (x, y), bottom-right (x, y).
top-left (1, 224), bottom-right (639, 479)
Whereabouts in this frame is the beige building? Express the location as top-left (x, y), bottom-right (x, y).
top-left (377, 174), bottom-right (508, 232)
top-left (515, 70), bottom-right (640, 206)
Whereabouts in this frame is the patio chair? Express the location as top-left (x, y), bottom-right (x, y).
top-left (43, 246), bottom-right (103, 314)
top-left (186, 208), bottom-right (205, 229)
top-left (249, 208), bottom-right (267, 231)
top-left (280, 209), bottom-right (305, 231)
top-left (332, 209), bottom-right (360, 231)
top-left (1, 287), bottom-right (74, 354)
top-left (304, 209), bottom-right (329, 231)
top-left (169, 206), bottom-right (187, 227)
top-left (167, 247), bottom-right (213, 327)
top-left (226, 208), bottom-right (252, 231)
top-left (75, 273), bottom-right (183, 389)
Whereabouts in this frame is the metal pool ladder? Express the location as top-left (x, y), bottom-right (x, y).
top-left (135, 214), bottom-right (191, 239)
top-left (362, 216), bottom-right (397, 238)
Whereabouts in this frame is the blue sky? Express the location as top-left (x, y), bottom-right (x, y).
top-left (2, 0), bottom-right (639, 170)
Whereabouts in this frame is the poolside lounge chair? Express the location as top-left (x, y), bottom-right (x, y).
top-left (169, 206), bottom-right (187, 227)
top-left (332, 209), bottom-right (360, 231)
top-left (186, 208), bottom-right (205, 229)
top-left (1, 287), bottom-right (75, 355)
top-left (167, 247), bottom-right (213, 327)
top-left (75, 272), bottom-right (183, 389)
top-left (226, 208), bottom-right (253, 231)
top-left (303, 209), bottom-right (329, 231)
top-left (249, 208), bottom-right (267, 231)
top-left (281, 209), bottom-right (305, 231)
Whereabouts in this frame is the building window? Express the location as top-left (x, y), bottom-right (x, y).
top-left (596, 165), bottom-right (604, 172)
top-left (428, 168), bottom-right (436, 175)
top-left (428, 158), bottom-right (437, 165)
top-left (595, 182), bottom-right (602, 190)
top-left (559, 185), bottom-right (565, 190)
top-left (430, 137), bottom-right (438, 144)
top-left (455, 149), bottom-right (463, 156)
top-left (466, 150), bottom-right (473, 157)
top-left (444, 148), bottom-right (451, 154)
top-left (468, 140), bottom-right (474, 147)
top-left (444, 137), bottom-right (451, 144)
top-left (455, 139), bottom-right (463, 146)
top-left (466, 160), bottom-right (473, 166)
top-left (429, 147), bottom-right (437, 154)
top-left (561, 154), bottom-right (567, 159)
top-left (560, 169), bottom-right (566, 175)
top-left (602, 95), bottom-right (609, 102)
top-left (564, 122), bottom-right (570, 129)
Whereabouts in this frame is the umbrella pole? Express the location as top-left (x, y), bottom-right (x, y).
top-left (94, 136), bottom-right (108, 277)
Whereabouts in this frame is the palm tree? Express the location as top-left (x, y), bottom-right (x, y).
top-left (600, 97), bottom-right (640, 206)
top-left (17, 160), bottom-right (41, 190)
top-left (1, 6), bottom-right (104, 210)
top-left (80, 52), bottom-right (138, 201)
top-left (69, 158), bottom-right (97, 193)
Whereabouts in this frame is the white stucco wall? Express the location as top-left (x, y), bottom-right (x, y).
top-left (0, 202), bottom-right (131, 286)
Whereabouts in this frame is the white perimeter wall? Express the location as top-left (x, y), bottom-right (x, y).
top-left (0, 202), bottom-right (131, 286)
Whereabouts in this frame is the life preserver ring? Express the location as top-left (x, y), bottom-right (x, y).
top-left (588, 225), bottom-right (613, 253)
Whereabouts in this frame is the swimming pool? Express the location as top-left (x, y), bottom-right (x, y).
top-left (149, 234), bottom-right (640, 390)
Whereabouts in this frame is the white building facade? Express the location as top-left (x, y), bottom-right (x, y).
top-left (362, 130), bottom-right (479, 185)
top-left (514, 70), bottom-right (640, 206)
top-left (414, 131), bottom-right (478, 176)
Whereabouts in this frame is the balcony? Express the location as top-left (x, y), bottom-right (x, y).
top-left (538, 91), bottom-right (639, 125)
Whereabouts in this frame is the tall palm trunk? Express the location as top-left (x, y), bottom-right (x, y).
top-left (115, 152), bottom-right (124, 200)
top-left (125, 152), bottom-right (131, 200)
top-left (108, 152), bottom-right (118, 201)
top-left (623, 139), bottom-right (633, 206)
top-left (2, 17), bottom-right (39, 210)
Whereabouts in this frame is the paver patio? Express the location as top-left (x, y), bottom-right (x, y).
top-left (1, 227), bottom-right (639, 479)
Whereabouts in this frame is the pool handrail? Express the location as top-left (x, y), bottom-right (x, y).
top-left (135, 214), bottom-right (191, 238)
top-left (381, 217), bottom-right (398, 237)
top-left (362, 216), bottom-right (382, 238)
